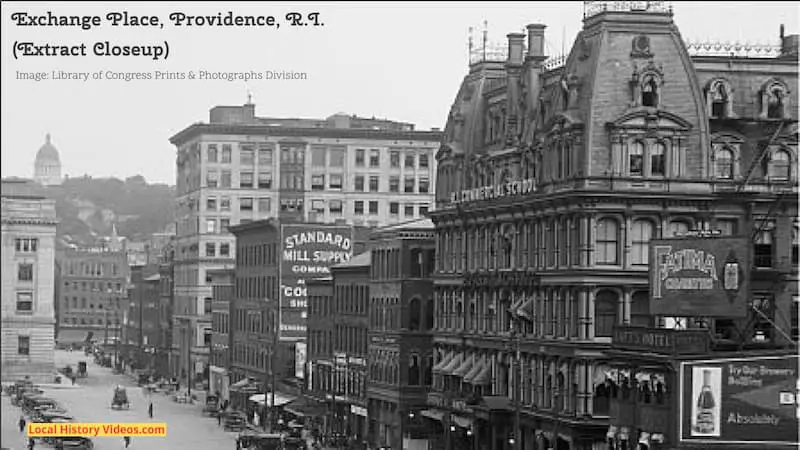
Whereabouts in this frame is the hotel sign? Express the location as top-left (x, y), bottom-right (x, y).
top-left (649, 237), bottom-right (749, 318)
top-left (449, 178), bottom-right (536, 205)
top-left (612, 326), bottom-right (710, 355)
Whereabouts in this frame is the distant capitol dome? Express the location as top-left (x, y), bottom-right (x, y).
top-left (33, 133), bottom-right (62, 186)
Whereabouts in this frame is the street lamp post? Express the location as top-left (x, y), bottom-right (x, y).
top-left (187, 325), bottom-right (192, 397)
top-left (513, 318), bottom-right (522, 450)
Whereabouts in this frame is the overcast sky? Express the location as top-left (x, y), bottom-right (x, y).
top-left (2, 1), bottom-right (797, 185)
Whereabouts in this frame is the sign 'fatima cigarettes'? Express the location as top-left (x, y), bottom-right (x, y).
top-left (449, 178), bottom-right (535, 205)
top-left (649, 237), bottom-right (749, 318)
top-left (279, 224), bottom-right (353, 341)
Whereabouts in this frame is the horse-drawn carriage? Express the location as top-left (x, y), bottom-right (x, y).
top-left (202, 394), bottom-right (220, 416)
top-left (235, 431), bottom-right (284, 450)
top-left (111, 386), bottom-right (130, 410)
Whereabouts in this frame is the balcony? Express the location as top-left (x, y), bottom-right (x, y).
top-left (612, 326), bottom-right (710, 355)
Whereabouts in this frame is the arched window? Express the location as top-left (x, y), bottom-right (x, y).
top-left (642, 77), bottom-right (659, 107)
top-left (423, 355), bottom-right (433, 386)
top-left (423, 298), bottom-right (434, 331)
top-left (715, 147), bottom-right (735, 179)
top-left (596, 219), bottom-right (620, 265)
top-left (408, 297), bottom-right (420, 331)
top-left (631, 220), bottom-right (655, 266)
top-left (710, 81), bottom-right (730, 118)
top-left (409, 355), bottom-right (420, 386)
top-left (651, 142), bottom-right (666, 177)
top-left (630, 291), bottom-right (651, 327)
top-left (629, 142), bottom-right (644, 176)
top-left (595, 290), bottom-right (619, 337)
top-left (767, 86), bottom-right (786, 119)
top-left (767, 150), bottom-right (791, 181)
top-left (754, 229), bottom-right (774, 268)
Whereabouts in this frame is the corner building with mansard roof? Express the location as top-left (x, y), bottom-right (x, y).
top-left (427, 2), bottom-right (798, 450)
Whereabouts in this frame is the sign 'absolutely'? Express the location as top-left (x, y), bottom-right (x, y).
top-left (649, 237), bottom-right (749, 318)
top-left (680, 355), bottom-right (799, 445)
top-left (279, 224), bottom-right (353, 340)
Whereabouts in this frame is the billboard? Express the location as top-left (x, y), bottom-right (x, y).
top-left (649, 237), bottom-right (750, 317)
top-left (679, 354), bottom-right (800, 446)
top-left (279, 224), bottom-right (353, 341)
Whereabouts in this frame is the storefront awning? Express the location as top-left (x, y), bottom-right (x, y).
top-left (421, 409), bottom-right (446, 422)
top-left (441, 353), bottom-right (463, 376)
top-left (56, 329), bottom-right (92, 344)
top-left (230, 378), bottom-right (252, 390)
top-left (452, 415), bottom-right (473, 428)
top-left (433, 352), bottom-right (454, 374)
top-left (284, 397), bottom-right (327, 417)
top-left (249, 392), bottom-right (296, 407)
top-left (463, 360), bottom-right (484, 384)
top-left (470, 363), bottom-right (491, 385)
top-left (453, 356), bottom-right (474, 378)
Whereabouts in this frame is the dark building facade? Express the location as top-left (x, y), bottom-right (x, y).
top-left (125, 264), bottom-right (162, 372)
top-left (210, 269), bottom-right (234, 402)
top-left (367, 219), bottom-right (437, 450)
top-left (56, 247), bottom-right (128, 346)
top-left (157, 244), bottom-right (175, 378)
top-left (429, 3), bottom-right (798, 450)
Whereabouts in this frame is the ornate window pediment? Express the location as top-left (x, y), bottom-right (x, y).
top-left (760, 78), bottom-right (791, 119)
top-left (706, 78), bottom-right (735, 119)
top-left (630, 60), bottom-right (664, 108)
top-left (608, 110), bottom-right (692, 132)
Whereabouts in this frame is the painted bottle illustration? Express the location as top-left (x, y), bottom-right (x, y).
top-left (723, 262), bottom-right (739, 291)
top-left (694, 369), bottom-right (716, 434)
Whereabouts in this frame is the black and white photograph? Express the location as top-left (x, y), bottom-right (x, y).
top-left (1, 1), bottom-right (799, 450)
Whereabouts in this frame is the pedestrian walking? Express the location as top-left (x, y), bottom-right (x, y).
top-left (148, 402), bottom-right (153, 418)
top-left (19, 415), bottom-right (27, 432)
top-left (217, 411), bottom-right (222, 426)
top-left (123, 436), bottom-right (131, 448)
top-left (28, 437), bottom-right (35, 449)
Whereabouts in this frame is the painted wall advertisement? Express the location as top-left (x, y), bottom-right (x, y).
top-left (649, 237), bottom-right (750, 318)
top-left (680, 355), bottom-right (799, 445)
top-left (279, 224), bottom-right (353, 341)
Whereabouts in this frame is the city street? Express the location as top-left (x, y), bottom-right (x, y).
top-left (2, 350), bottom-right (240, 450)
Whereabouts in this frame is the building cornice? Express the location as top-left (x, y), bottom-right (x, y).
top-left (1, 218), bottom-right (59, 226)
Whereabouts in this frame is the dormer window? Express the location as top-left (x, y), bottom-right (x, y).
top-left (710, 82), bottom-right (730, 118)
top-left (767, 87), bottom-right (785, 119)
top-left (760, 80), bottom-right (790, 119)
top-left (642, 77), bottom-right (659, 107)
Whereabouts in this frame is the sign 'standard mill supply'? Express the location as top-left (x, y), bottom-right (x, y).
top-left (679, 355), bottom-right (800, 446)
top-left (649, 237), bottom-right (750, 318)
top-left (279, 224), bottom-right (353, 341)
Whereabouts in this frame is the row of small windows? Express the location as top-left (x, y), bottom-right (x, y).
top-left (63, 280), bottom-right (124, 293)
top-left (205, 144), bottom-right (431, 169)
top-left (62, 296), bottom-right (122, 310)
top-left (60, 317), bottom-right (120, 325)
top-left (313, 175), bottom-right (430, 194)
top-left (205, 170), bottom-right (273, 189)
top-left (713, 147), bottom-right (793, 180)
top-left (706, 78), bottom-right (791, 119)
top-left (14, 238), bottom-right (38, 253)
top-left (203, 242), bottom-right (231, 258)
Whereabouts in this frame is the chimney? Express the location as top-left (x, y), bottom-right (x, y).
top-left (507, 32), bottom-right (526, 65)
top-left (525, 24), bottom-right (548, 118)
top-left (505, 32), bottom-right (527, 147)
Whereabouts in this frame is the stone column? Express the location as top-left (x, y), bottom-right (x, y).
top-left (578, 289), bottom-right (588, 341)
top-left (587, 287), bottom-right (596, 340)
top-left (623, 289), bottom-right (632, 325)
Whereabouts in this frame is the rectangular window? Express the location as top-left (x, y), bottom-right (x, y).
top-left (282, 148), bottom-right (291, 163)
top-left (355, 176), bottom-right (365, 192)
top-left (369, 201), bottom-right (379, 214)
top-left (354, 201), bottom-right (364, 215)
top-left (389, 176), bottom-right (400, 193)
top-left (369, 176), bottom-right (380, 192)
top-left (404, 205), bottom-right (414, 217)
top-left (207, 197), bottom-right (217, 211)
top-left (220, 218), bottom-right (230, 232)
top-left (329, 148), bottom-right (345, 167)
top-left (312, 147), bottom-right (327, 167)
top-left (390, 202), bottom-right (399, 215)
top-left (206, 243), bottom-right (216, 257)
top-left (390, 151), bottom-right (400, 168)
top-left (419, 204), bottom-right (429, 216)
top-left (206, 219), bottom-right (216, 233)
top-left (404, 177), bottom-right (415, 193)
top-left (258, 147), bottom-right (273, 166)
top-left (312, 175), bottom-right (325, 191)
top-left (239, 172), bottom-right (254, 188)
top-left (370, 149), bottom-right (380, 168)
top-left (18, 336), bottom-right (30, 355)
top-left (312, 200), bottom-right (326, 213)
top-left (221, 145), bottom-right (232, 163)
top-left (240, 146), bottom-right (255, 165)
top-left (18, 263), bottom-right (33, 282)
top-left (15, 238), bottom-right (38, 253)
top-left (206, 171), bottom-right (218, 188)
top-left (207, 145), bottom-right (218, 163)
top-left (329, 174), bottom-right (343, 190)
top-left (258, 172), bottom-right (273, 189)
top-left (419, 154), bottom-right (429, 168)
top-left (220, 197), bottom-right (231, 211)
top-left (330, 200), bottom-right (343, 214)
top-left (240, 197), bottom-right (254, 211)
top-left (405, 153), bottom-right (415, 168)
top-left (221, 171), bottom-right (232, 188)
top-left (293, 148), bottom-right (304, 164)
top-left (355, 149), bottom-right (365, 167)
top-left (258, 197), bottom-right (271, 213)
top-left (16, 292), bottom-right (33, 312)
top-left (418, 177), bottom-right (430, 193)
top-left (220, 243), bottom-right (230, 257)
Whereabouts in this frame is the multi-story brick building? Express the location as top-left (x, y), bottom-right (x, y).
top-left (1, 179), bottom-right (58, 382)
top-left (56, 247), bottom-right (128, 347)
top-left (157, 242), bottom-right (175, 377)
top-left (367, 219), bottom-right (437, 450)
top-left (209, 268), bottom-right (234, 401)
top-left (429, 3), bottom-right (798, 450)
top-left (125, 264), bottom-right (162, 371)
top-left (169, 102), bottom-right (441, 387)
top-left (305, 276), bottom-right (334, 419)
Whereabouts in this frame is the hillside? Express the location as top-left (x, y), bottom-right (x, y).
top-left (45, 175), bottom-right (175, 246)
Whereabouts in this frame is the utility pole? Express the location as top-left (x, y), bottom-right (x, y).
top-left (187, 325), bottom-right (192, 396)
top-left (514, 317), bottom-right (522, 450)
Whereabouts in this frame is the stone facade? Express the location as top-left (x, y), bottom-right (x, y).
top-left (1, 179), bottom-right (58, 382)
top-left (430, 3), bottom-right (797, 450)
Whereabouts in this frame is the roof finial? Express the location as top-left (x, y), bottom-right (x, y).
top-left (246, 89), bottom-right (253, 105)
top-left (46, 133), bottom-right (51, 144)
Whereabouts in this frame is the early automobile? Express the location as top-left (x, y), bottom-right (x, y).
top-left (203, 394), bottom-right (220, 416)
top-left (111, 386), bottom-right (130, 410)
top-left (52, 436), bottom-right (94, 450)
top-left (236, 431), bottom-right (284, 450)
